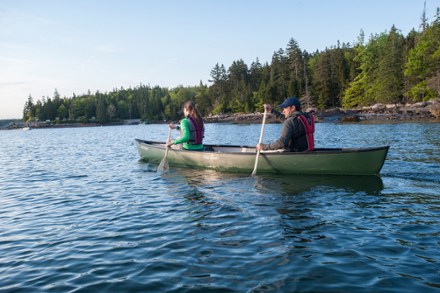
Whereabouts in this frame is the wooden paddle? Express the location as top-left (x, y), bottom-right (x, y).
top-left (157, 127), bottom-right (172, 173)
top-left (251, 108), bottom-right (267, 176)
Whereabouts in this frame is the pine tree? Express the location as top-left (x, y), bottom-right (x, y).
top-left (374, 26), bottom-right (405, 104)
top-left (286, 38), bottom-right (304, 97)
top-left (405, 21), bottom-right (440, 101)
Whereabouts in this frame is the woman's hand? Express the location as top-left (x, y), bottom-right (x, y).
top-left (168, 123), bottom-right (177, 129)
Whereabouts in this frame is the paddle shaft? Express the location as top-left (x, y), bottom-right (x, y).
top-left (164, 127), bottom-right (172, 158)
top-left (251, 109), bottom-right (267, 176)
top-left (158, 127), bottom-right (172, 172)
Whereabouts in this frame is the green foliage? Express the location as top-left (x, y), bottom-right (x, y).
top-left (405, 81), bottom-right (436, 101)
top-left (342, 72), bottom-right (367, 107)
top-left (342, 26), bottom-right (406, 107)
top-left (23, 96), bottom-right (35, 121)
top-left (57, 104), bottom-right (68, 120)
top-left (405, 22), bottom-right (440, 101)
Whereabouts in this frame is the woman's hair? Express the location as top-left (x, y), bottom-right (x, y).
top-left (184, 100), bottom-right (203, 123)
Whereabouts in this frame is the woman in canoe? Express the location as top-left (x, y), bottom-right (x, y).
top-left (166, 100), bottom-right (205, 151)
top-left (256, 97), bottom-right (315, 152)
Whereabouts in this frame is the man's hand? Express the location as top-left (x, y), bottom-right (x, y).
top-left (263, 104), bottom-right (272, 112)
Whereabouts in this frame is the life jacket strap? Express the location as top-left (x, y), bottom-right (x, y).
top-left (297, 113), bottom-right (315, 151)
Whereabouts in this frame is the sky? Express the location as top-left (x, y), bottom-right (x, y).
top-left (1, 0), bottom-right (439, 119)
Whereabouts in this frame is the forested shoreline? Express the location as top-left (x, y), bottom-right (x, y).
top-left (22, 8), bottom-right (440, 124)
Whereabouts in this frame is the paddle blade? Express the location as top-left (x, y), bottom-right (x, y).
top-left (157, 157), bottom-right (169, 173)
top-left (251, 150), bottom-right (260, 176)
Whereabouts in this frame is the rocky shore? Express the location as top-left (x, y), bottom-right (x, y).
top-left (204, 99), bottom-right (440, 124)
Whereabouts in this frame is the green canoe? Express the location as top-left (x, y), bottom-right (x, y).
top-left (135, 139), bottom-right (389, 176)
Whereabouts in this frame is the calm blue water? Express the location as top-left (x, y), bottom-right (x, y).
top-left (0, 122), bottom-right (439, 292)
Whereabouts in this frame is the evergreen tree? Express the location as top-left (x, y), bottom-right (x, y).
top-left (374, 25), bottom-right (405, 104)
top-left (209, 63), bottom-right (228, 114)
top-left (227, 59), bottom-right (250, 112)
top-left (193, 81), bottom-right (210, 116)
top-left (96, 95), bottom-right (108, 123)
top-left (286, 38), bottom-right (304, 97)
top-left (268, 49), bottom-right (288, 103)
top-left (57, 104), bottom-right (68, 120)
top-left (342, 31), bottom-right (368, 107)
top-left (342, 29), bottom-right (404, 107)
top-left (311, 50), bottom-right (333, 108)
top-left (23, 95), bottom-right (35, 121)
top-left (405, 21), bottom-right (440, 101)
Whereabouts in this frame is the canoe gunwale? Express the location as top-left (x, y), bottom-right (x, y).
top-left (135, 139), bottom-right (390, 156)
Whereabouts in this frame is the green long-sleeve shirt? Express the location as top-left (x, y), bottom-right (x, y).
top-left (173, 118), bottom-right (204, 150)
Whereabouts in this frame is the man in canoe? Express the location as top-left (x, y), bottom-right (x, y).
top-left (166, 100), bottom-right (205, 151)
top-left (256, 97), bottom-right (315, 152)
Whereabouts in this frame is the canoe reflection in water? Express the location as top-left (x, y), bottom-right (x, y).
top-left (253, 174), bottom-right (384, 196)
top-left (154, 166), bottom-right (384, 197)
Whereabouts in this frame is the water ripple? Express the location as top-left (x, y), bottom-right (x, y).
top-left (0, 124), bottom-right (439, 292)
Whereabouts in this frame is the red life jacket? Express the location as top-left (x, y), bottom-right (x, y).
top-left (297, 113), bottom-right (315, 151)
top-left (187, 117), bottom-right (204, 145)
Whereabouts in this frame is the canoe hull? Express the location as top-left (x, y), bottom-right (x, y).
top-left (135, 139), bottom-right (389, 176)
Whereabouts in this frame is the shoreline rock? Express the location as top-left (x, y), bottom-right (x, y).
top-left (204, 99), bottom-right (440, 124)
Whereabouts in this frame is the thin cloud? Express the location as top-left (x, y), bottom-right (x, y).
top-left (0, 41), bottom-right (25, 50)
top-left (94, 44), bottom-right (124, 54)
top-left (0, 56), bottom-right (33, 65)
top-left (11, 12), bottom-right (57, 26)
top-left (0, 81), bottom-right (26, 88)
